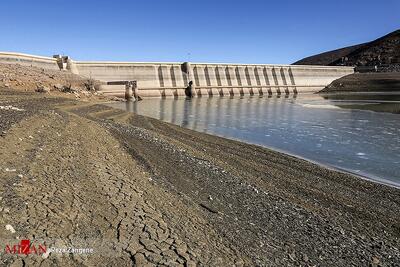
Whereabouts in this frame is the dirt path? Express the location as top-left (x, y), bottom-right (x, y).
top-left (0, 90), bottom-right (399, 266)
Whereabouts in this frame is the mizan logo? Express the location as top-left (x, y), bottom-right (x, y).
top-left (5, 239), bottom-right (47, 255)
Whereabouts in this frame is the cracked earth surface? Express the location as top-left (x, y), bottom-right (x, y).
top-left (0, 92), bottom-right (243, 266)
top-left (0, 90), bottom-right (399, 266)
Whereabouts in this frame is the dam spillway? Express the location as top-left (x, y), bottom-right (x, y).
top-left (0, 52), bottom-right (354, 98)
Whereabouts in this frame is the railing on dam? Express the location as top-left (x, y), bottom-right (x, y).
top-left (0, 52), bottom-right (355, 98)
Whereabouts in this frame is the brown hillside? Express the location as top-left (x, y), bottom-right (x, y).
top-left (293, 44), bottom-right (365, 65)
top-left (331, 30), bottom-right (400, 67)
top-left (293, 29), bottom-right (400, 68)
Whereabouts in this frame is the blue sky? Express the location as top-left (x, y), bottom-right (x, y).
top-left (0, 0), bottom-right (398, 64)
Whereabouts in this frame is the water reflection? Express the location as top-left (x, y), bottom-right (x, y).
top-left (321, 93), bottom-right (400, 114)
top-left (107, 93), bottom-right (400, 187)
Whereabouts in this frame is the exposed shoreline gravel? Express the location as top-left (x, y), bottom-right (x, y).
top-left (0, 89), bottom-right (399, 266)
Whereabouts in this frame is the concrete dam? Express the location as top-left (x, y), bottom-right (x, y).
top-left (0, 52), bottom-right (354, 98)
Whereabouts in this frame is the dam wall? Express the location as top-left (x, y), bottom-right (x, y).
top-left (73, 61), bottom-right (354, 97)
top-left (0, 52), bottom-right (354, 97)
top-left (0, 52), bottom-right (60, 70)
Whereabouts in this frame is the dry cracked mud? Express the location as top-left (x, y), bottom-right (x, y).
top-left (0, 90), bottom-right (399, 266)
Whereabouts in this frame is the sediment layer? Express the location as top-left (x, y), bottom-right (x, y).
top-left (0, 90), bottom-right (399, 266)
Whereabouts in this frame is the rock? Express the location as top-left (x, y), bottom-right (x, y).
top-left (0, 105), bottom-right (24, 111)
top-left (61, 85), bottom-right (75, 93)
top-left (5, 224), bottom-right (16, 233)
top-left (53, 83), bottom-right (63, 90)
top-left (4, 83), bottom-right (10, 88)
top-left (35, 85), bottom-right (50, 93)
top-left (370, 256), bottom-right (380, 267)
top-left (110, 96), bottom-right (126, 102)
top-left (42, 249), bottom-right (51, 259)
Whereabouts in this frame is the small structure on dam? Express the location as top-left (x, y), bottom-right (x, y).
top-left (0, 52), bottom-right (354, 98)
top-left (107, 80), bottom-right (139, 100)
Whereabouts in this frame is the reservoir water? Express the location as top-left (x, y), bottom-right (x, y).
top-left (106, 93), bottom-right (400, 187)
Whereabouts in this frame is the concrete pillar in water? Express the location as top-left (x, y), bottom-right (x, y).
top-left (182, 62), bottom-right (195, 96)
top-left (185, 81), bottom-right (194, 97)
top-left (132, 81), bottom-right (140, 101)
top-left (190, 81), bottom-right (195, 97)
top-left (125, 84), bottom-right (133, 100)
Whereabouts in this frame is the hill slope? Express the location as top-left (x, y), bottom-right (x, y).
top-left (294, 29), bottom-right (400, 92)
top-left (294, 44), bottom-right (365, 66)
top-left (293, 29), bottom-right (400, 68)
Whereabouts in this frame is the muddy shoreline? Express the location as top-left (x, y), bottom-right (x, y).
top-left (0, 90), bottom-right (399, 266)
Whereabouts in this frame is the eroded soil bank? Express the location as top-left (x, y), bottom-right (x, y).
top-left (320, 72), bottom-right (400, 93)
top-left (0, 90), bottom-right (399, 266)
